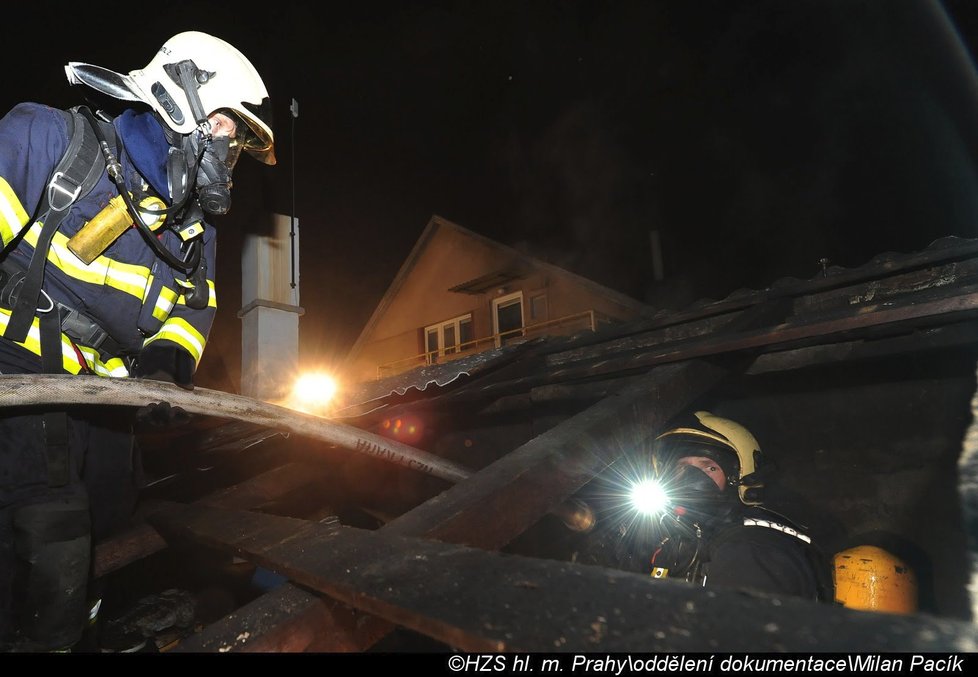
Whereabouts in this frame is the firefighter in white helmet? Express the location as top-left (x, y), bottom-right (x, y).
top-left (0, 31), bottom-right (275, 651)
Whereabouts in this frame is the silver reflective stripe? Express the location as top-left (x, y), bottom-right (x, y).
top-left (742, 517), bottom-right (812, 544)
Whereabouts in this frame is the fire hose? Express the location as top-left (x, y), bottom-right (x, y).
top-left (0, 374), bottom-right (594, 532)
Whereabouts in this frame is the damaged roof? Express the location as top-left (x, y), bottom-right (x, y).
top-left (30, 234), bottom-right (978, 653)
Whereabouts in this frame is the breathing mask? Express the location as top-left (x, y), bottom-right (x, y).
top-left (190, 130), bottom-right (234, 215)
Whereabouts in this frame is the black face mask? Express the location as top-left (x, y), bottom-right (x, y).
top-left (673, 464), bottom-right (723, 497)
top-left (164, 128), bottom-right (234, 216)
top-left (659, 464), bottom-right (737, 527)
top-left (189, 133), bottom-right (233, 215)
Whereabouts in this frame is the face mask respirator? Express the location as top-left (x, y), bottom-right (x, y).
top-left (648, 462), bottom-right (736, 530)
top-left (673, 464), bottom-right (724, 497)
top-left (188, 132), bottom-right (234, 215)
top-left (166, 125), bottom-right (236, 217)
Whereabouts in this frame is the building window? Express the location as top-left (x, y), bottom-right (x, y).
top-left (492, 291), bottom-right (524, 347)
top-left (530, 293), bottom-right (548, 322)
top-left (425, 314), bottom-right (473, 364)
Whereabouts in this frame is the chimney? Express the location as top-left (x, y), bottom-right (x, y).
top-left (238, 212), bottom-right (303, 400)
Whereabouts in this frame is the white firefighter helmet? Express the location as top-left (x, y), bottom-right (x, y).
top-left (652, 411), bottom-right (762, 505)
top-left (65, 31), bottom-right (275, 165)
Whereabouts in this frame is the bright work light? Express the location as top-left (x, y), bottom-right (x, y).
top-left (629, 478), bottom-right (669, 516)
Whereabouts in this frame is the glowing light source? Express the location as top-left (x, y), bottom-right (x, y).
top-left (290, 372), bottom-right (338, 413)
top-left (630, 478), bottom-right (669, 516)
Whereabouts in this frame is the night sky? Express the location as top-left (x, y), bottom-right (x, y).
top-left (5, 1), bottom-right (978, 391)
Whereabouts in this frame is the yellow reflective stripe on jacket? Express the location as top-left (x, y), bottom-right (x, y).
top-left (153, 287), bottom-right (178, 322)
top-left (21, 223), bottom-right (150, 299)
top-left (0, 308), bottom-right (130, 377)
top-left (76, 346), bottom-right (129, 377)
top-left (175, 279), bottom-right (217, 309)
top-left (1, 192), bottom-right (154, 300)
top-left (0, 177), bottom-right (30, 246)
top-left (142, 273), bottom-right (155, 302)
top-left (143, 317), bottom-right (206, 365)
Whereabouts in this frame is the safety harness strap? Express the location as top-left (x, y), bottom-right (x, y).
top-left (4, 110), bottom-right (105, 348)
top-left (38, 311), bottom-right (63, 375)
top-left (0, 258), bottom-right (125, 361)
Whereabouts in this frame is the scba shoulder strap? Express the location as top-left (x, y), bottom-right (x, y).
top-left (3, 107), bottom-right (107, 352)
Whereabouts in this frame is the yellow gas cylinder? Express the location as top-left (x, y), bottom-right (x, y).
top-left (833, 545), bottom-right (918, 614)
top-left (67, 194), bottom-right (166, 264)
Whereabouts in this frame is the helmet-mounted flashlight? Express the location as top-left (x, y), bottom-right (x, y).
top-left (629, 478), bottom-right (670, 517)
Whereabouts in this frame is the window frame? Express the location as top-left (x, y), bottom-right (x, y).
top-left (491, 291), bottom-right (525, 348)
top-left (424, 313), bottom-right (473, 364)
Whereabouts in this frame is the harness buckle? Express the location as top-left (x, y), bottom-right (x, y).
top-left (47, 171), bottom-right (83, 212)
top-left (59, 305), bottom-right (110, 351)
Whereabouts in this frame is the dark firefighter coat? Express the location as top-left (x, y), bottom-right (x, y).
top-left (662, 505), bottom-right (830, 601)
top-left (0, 102), bottom-right (216, 378)
top-left (701, 506), bottom-right (826, 601)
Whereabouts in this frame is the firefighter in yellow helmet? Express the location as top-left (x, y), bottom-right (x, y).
top-left (645, 411), bottom-right (832, 601)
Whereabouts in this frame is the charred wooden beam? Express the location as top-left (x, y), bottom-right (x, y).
top-left (746, 321), bottom-right (978, 375)
top-left (547, 236), bottom-right (978, 352)
top-left (150, 501), bottom-right (977, 653)
top-left (173, 584), bottom-right (390, 652)
top-left (94, 461), bottom-right (331, 578)
top-left (535, 321), bottom-right (978, 403)
top-left (479, 322), bottom-right (978, 413)
top-left (547, 282), bottom-right (978, 373)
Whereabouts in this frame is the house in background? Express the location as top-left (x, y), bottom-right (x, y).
top-left (343, 215), bottom-right (652, 382)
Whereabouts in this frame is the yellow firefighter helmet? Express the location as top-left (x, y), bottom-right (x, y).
top-left (833, 545), bottom-right (918, 614)
top-left (653, 411), bottom-right (762, 505)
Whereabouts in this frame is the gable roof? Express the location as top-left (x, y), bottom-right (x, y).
top-left (344, 214), bottom-right (652, 365)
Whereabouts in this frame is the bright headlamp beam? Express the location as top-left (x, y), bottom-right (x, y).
top-left (630, 479), bottom-right (669, 516)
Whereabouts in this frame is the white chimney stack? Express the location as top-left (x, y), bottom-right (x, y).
top-left (239, 212), bottom-right (303, 401)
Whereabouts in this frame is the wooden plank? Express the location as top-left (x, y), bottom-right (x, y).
top-left (94, 461), bottom-right (331, 578)
top-left (480, 320), bottom-right (978, 412)
top-left (746, 321), bottom-right (978, 375)
top-left (173, 585), bottom-right (390, 653)
top-left (531, 237), bottom-right (978, 353)
top-left (149, 501), bottom-right (977, 653)
top-left (548, 284), bottom-right (978, 373)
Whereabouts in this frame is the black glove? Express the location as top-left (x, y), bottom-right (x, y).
top-left (132, 344), bottom-right (195, 391)
top-left (135, 400), bottom-right (191, 428)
